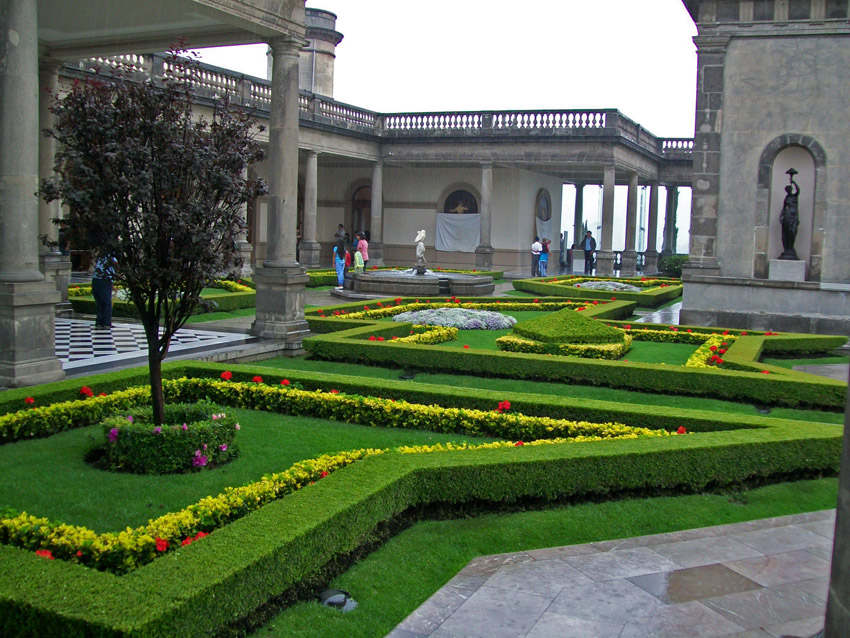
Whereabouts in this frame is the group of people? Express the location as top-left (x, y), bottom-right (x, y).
top-left (530, 237), bottom-right (552, 277)
top-left (332, 224), bottom-right (368, 289)
top-left (531, 230), bottom-right (597, 277)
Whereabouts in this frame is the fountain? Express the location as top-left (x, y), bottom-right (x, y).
top-left (346, 229), bottom-right (495, 296)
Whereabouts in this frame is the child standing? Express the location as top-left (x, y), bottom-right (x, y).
top-left (353, 245), bottom-right (365, 273)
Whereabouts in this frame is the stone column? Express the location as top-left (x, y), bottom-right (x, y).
top-left (595, 165), bottom-right (617, 276)
top-left (250, 36), bottom-right (309, 346)
top-left (235, 167), bottom-right (253, 278)
top-left (0, 0), bottom-right (64, 386)
top-left (824, 373), bottom-right (850, 637)
top-left (620, 172), bottom-right (639, 276)
top-left (683, 34), bottom-right (729, 279)
top-left (299, 150), bottom-right (321, 267)
top-left (572, 183), bottom-right (585, 253)
top-left (368, 160), bottom-right (384, 265)
top-left (475, 161), bottom-right (494, 268)
top-left (662, 184), bottom-right (680, 256)
top-left (38, 58), bottom-right (72, 316)
top-left (644, 181), bottom-right (661, 275)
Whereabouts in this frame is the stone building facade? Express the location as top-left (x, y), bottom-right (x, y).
top-left (680, 0), bottom-right (850, 334)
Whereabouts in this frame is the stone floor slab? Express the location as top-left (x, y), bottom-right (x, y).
top-left (730, 525), bottom-right (833, 555)
top-left (546, 577), bottom-right (663, 624)
top-left (565, 545), bottom-right (682, 581)
top-left (703, 583), bottom-right (826, 630)
top-left (483, 557), bottom-right (594, 598)
top-left (723, 550), bottom-right (831, 587)
top-left (629, 564), bottom-right (762, 604)
top-left (619, 600), bottom-right (746, 638)
top-left (524, 611), bottom-right (625, 638)
top-left (653, 535), bottom-right (765, 568)
top-left (429, 586), bottom-right (551, 638)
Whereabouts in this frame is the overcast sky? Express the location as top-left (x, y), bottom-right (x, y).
top-left (195, 0), bottom-right (697, 251)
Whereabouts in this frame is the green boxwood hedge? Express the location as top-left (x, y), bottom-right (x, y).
top-left (69, 291), bottom-right (256, 318)
top-left (513, 277), bottom-right (682, 307)
top-left (512, 307), bottom-right (625, 344)
top-left (0, 361), bottom-right (843, 637)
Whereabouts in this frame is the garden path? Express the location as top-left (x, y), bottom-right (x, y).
top-left (387, 510), bottom-right (835, 638)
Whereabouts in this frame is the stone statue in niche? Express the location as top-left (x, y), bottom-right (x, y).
top-left (778, 168), bottom-right (800, 260)
top-left (414, 229), bottom-right (427, 274)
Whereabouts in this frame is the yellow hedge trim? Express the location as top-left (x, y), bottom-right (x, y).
top-left (495, 333), bottom-right (633, 360)
top-left (394, 325), bottom-right (458, 345)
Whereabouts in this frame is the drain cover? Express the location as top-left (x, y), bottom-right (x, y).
top-left (318, 589), bottom-right (358, 612)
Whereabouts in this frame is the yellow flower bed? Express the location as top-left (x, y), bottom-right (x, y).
top-left (495, 333), bottom-right (632, 360)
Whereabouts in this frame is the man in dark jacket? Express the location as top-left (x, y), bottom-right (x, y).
top-left (580, 231), bottom-right (596, 275)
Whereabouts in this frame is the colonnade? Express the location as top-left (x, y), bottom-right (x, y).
top-left (569, 173), bottom-right (684, 277)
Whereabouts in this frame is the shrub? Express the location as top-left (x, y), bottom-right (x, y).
top-left (97, 401), bottom-right (239, 474)
top-left (659, 254), bottom-right (689, 277)
top-left (512, 307), bottom-right (625, 344)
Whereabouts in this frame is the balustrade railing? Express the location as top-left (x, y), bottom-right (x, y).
top-left (67, 54), bottom-right (693, 163)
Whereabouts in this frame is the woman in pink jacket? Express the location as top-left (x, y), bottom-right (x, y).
top-left (356, 233), bottom-right (369, 268)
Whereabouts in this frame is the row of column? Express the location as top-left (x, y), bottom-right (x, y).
top-left (570, 171), bottom-right (683, 277)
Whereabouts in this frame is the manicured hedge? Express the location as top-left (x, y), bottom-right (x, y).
top-left (69, 290), bottom-right (256, 318)
top-left (306, 268), bottom-right (504, 287)
top-left (303, 332), bottom-right (846, 409)
top-left (0, 392), bottom-right (841, 637)
top-left (512, 307), bottom-right (625, 344)
top-left (513, 276), bottom-right (683, 307)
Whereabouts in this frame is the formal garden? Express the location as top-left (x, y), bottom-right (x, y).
top-left (1, 284), bottom-right (847, 637)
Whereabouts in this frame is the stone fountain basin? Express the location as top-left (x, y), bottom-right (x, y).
top-left (349, 270), bottom-right (495, 296)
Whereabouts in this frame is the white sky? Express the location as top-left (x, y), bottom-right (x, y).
top-left (194, 0), bottom-right (697, 252)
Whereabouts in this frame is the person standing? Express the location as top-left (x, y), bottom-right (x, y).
top-left (530, 236), bottom-right (542, 276)
top-left (334, 223), bottom-right (345, 242)
top-left (539, 238), bottom-right (550, 277)
top-left (91, 255), bottom-right (116, 328)
top-left (332, 239), bottom-right (347, 289)
top-left (580, 231), bottom-right (596, 275)
top-left (353, 244), bottom-right (365, 273)
top-left (357, 233), bottom-right (369, 268)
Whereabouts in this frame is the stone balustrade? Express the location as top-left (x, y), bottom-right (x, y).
top-left (68, 53), bottom-right (693, 163)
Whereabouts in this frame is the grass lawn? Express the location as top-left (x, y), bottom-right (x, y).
top-left (258, 355), bottom-right (843, 424)
top-left (258, 477), bottom-right (839, 638)
top-left (0, 408), bottom-right (489, 532)
top-left (762, 353), bottom-right (849, 369)
top-left (183, 307), bottom-right (256, 324)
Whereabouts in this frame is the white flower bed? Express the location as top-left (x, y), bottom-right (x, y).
top-left (393, 308), bottom-right (517, 330)
top-left (575, 280), bottom-right (642, 292)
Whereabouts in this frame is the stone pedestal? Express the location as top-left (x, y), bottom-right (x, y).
top-left (769, 259), bottom-right (806, 282)
top-left (595, 250), bottom-right (616, 276)
top-left (0, 280), bottom-right (64, 387)
top-left (366, 240), bottom-right (384, 267)
top-left (475, 245), bottom-right (494, 269)
top-left (643, 250), bottom-right (659, 276)
top-left (298, 240), bottom-right (321, 268)
top-left (620, 250), bottom-right (638, 276)
top-left (40, 252), bottom-right (73, 316)
top-left (250, 265), bottom-right (310, 350)
top-left (236, 240), bottom-right (254, 279)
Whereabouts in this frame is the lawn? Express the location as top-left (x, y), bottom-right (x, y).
top-left (259, 477), bottom-right (839, 638)
top-left (0, 408), bottom-right (488, 532)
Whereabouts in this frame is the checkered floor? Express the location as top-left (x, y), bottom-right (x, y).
top-left (55, 319), bottom-right (251, 372)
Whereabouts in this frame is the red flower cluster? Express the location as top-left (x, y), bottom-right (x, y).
top-left (533, 298), bottom-right (540, 303)
top-left (611, 297), bottom-right (616, 301)
top-left (220, 371), bottom-right (233, 381)
top-left (79, 386), bottom-right (94, 398)
top-left (592, 300), bottom-right (599, 305)
top-left (320, 470), bottom-right (329, 478)
top-left (624, 324), bottom-right (631, 330)
top-left (24, 397), bottom-right (35, 406)
top-left (676, 426), bottom-right (687, 434)
top-left (669, 326), bottom-right (678, 332)
top-left (764, 331), bottom-right (777, 336)
top-left (35, 549), bottom-right (54, 560)
top-left (368, 335), bottom-right (376, 341)
top-left (710, 355), bottom-right (725, 364)
top-left (576, 307), bottom-right (585, 312)
top-left (761, 370), bottom-right (771, 374)
top-left (395, 297), bottom-right (402, 304)
top-left (330, 389), bottom-right (339, 394)
top-left (462, 344), bottom-right (469, 349)
top-left (514, 441), bottom-right (524, 447)
top-left (181, 531), bottom-right (209, 547)
top-left (280, 379), bottom-right (290, 386)
top-left (155, 538), bottom-right (169, 552)
top-left (363, 305), bottom-right (370, 310)
top-left (494, 400), bottom-right (511, 413)
top-left (252, 376), bottom-right (263, 384)
top-left (377, 336), bottom-right (385, 341)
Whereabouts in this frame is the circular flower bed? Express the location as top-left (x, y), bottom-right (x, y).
top-left (575, 280), bottom-right (642, 292)
top-left (393, 307), bottom-right (517, 330)
top-left (93, 400), bottom-right (239, 474)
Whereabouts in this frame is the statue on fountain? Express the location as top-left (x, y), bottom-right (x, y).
top-left (414, 229), bottom-right (427, 275)
top-left (778, 168), bottom-right (800, 260)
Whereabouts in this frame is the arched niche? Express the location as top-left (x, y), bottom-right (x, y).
top-left (754, 135), bottom-right (826, 280)
top-left (343, 178), bottom-right (372, 241)
top-left (437, 183), bottom-right (480, 214)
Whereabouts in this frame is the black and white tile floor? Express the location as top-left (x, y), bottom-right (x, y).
top-left (55, 319), bottom-right (253, 374)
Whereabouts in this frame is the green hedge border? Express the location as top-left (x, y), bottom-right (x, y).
top-left (513, 276), bottom-right (683, 307)
top-left (301, 302), bottom-right (846, 409)
top-left (0, 360), bottom-right (843, 637)
top-left (69, 291), bottom-right (256, 318)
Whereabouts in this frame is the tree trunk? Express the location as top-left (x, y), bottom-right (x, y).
top-left (147, 331), bottom-right (166, 425)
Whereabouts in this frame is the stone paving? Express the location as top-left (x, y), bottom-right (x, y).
top-left (386, 511), bottom-right (836, 638)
